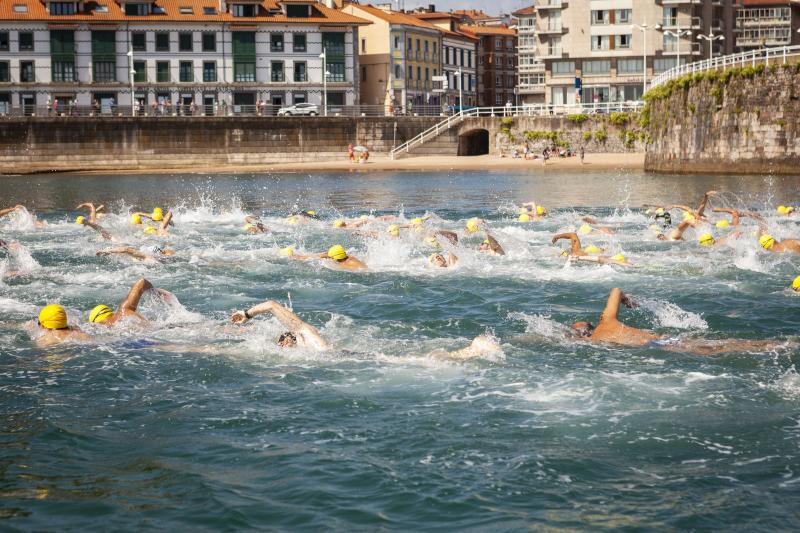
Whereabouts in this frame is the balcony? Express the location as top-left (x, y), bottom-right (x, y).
top-left (536, 0), bottom-right (565, 9)
top-left (540, 48), bottom-right (563, 58)
top-left (661, 16), bottom-right (702, 29)
top-left (536, 24), bottom-right (566, 34)
top-left (518, 84), bottom-right (546, 95)
top-left (657, 0), bottom-right (702, 5)
top-left (662, 41), bottom-right (702, 55)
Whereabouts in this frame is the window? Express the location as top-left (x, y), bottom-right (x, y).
top-left (508, 74), bottom-right (515, 87)
top-left (294, 61), bottom-right (306, 82)
top-left (663, 33), bottom-right (678, 52)
top-left (495, 94), bottom-right (502, 105)
top-left (179, 61), bottom-right (193, 82)
top-left (416, 39), bottom-right (420, 50)
top-left (125, 3), bottom-right (148, 16)
top-left (156, 61), bottom-right (170, 82)
top-left (132, 32), bottom-right (146, 52)
top-left (156, 32), bottom-right (170, 52)
top-left (394, 64), bottom-right (402, 79)
top-left (293, 34), bottom-right (306, 52)
top-left (234, 62), bottom-right (255, 81)
top-left (0, 62), bottom-right (8, 82)
top-left (179, 32), bottom-right (193, 52)
top-left (417, 66), bottom-right (421, 80)
top-left (293, 92), bottom-right (306, 104)
top-left (617, 58), bottom-right (643, 74)
top-left (407, 37), bottom-right (412, 51)
top-left (271, 61), bottom-right (284, 82)
top-left (50, 2), bottom-right (76, 15)
top-left (615, 9), bottom-right (631, 24)
top-left (653, 57), bottom-right (676, 73)
top-left (92, 30), bottom-right (116, 81)
top-left (328, 62), bottom-right (345, 82)
top-left (94, 5), bottom-right (108, 12)
top-left (468, 50), bottom-right (472, 67)
top-left (506, 39), bottom-right (513, 50)
top-left (202, 33), bottom-right (216, 52)
top-left (232, 4), bottom-right (256, 17)
top-left (508, 56), bottom-right (514, 67)
top-left (361, 66), bottom-right (366, 82)
top-left (179, 6), bottom-right (193, 14)
top-left (271, 33), bottom-right (284, 52)
top-left (425, 67), bottom-right (429, 81)
top-left (233, 31), bottom-right (255, 81)
top-left (496, 74), bottom-right (502, 87)
top-left (152, 5), bottom-right (165, 13)
top-left (394, 36), bottom-right (399, 49)
top-left (408, 65), bottom-right (412, 79)
top-left (583, 59), bottom-right (610, 75)
top-left (361, 38), bottom-right (365, 53)
top-left (591, 10), bottom-right (609, 25)
top-left (20, 61), bottom-right (34, 82)
top-left (459, 49), bottom-right (464, 66)
top-left (203, 6), bottom-right (217, 14)
top-left (591, 35), bottom-right (610, 51)
top-left (551, 60), bottom-right (575, 76)
top-left (0, 32), bottom-right (8, 51)
top-left (287, 4), bottom-right (309, 17)
top-left (13, 4), bottom-right (28, 13)
top-left (52, 61), bottom-right (75, 82)
top-left (94, 61), bottom-right (115, 81)
top-left (133, 60), bottom-right (146, 82)
top-left (663, 7), bottom-right (678, 27)
top-left (19, 32), bottom-right (34, 51)
top-left (203, 61), bottom-right (216, 81)
top-left (615, 34), bottom-right (631, 49)
top-left (495, 38), bottom-right (502, 50)
top-left (424, 41), bottom-right (429, 53)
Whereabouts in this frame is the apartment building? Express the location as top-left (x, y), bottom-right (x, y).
top-left (735, 0), bottom-right (800, 49)
top-left (535, 0), bottom-right (740, 106)
top-left (513, 5), bottom-right (544, 105)
top-left (343, 3), bottom-right (442, 111)
top-left (460, 25), bottom-right (517, 106)
top-left (409, 12), bottom-right (478, 107)
top-left (0, 0), bottom-right (366, 112)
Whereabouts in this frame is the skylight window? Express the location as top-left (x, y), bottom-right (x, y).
top-left (94, 4), bottom-right (108, 12)
top-left (203, 6), bottom-right (216, 14)
top-left (179, 6), bottom-right (193, 14)
top-left (13, 4), bottom-right (29, 13)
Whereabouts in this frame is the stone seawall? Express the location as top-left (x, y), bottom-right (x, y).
top-left (0, 116), bottom-right (440, 174)
top-left (644, 63), bottom-right (800, 174)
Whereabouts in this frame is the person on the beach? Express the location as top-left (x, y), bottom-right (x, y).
top-left (34, 304), bottom-right (91, 347)
top-left (348, 144), bottom-right (355, 162)
top-left (87, 278), bottom-right (174, 326)
top-left (580, 145), bottom-right (585, 164)
top-left (568, 288), bottom-right (788, 355)
top-left (286, 245), bottom-right (368, 271)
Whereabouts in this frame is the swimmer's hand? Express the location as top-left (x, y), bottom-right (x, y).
top-left (151, 288), bottom-right (176, 303)
top-left (0, 239), bottom-right (6, 248)
top-left (231, 310), bottom-right (249, 324)
top-left (620, 292), bottom-right (636, 309)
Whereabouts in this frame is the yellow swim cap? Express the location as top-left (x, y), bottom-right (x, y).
top-left (759, 234), bottom-right (775, 250)
top-left (152, 208), bottom-right (164, 222)
top-left (144, 226), bottom-right (157, 235)
top-left (425, 236), bottom-right (439, 247)
top-left (466, 218), bottom-right (480, 233)
top-left (359, 215), bottom-right (369, 220)
top-left (518, 213), bottom-right (531, 222)
top-left (578, 224), bottom-right (592, 235)
top-left (793, 275), bottom-right (800, 291)
top-left (38, 304), bottom-right (68, 330)
top-left (699, 233), bottom-right (715, 246)
top-left (387, 224), bottom-right (400, 236)
top-left (645, 208), bottom-right (653, 216)
top-left (75, 216), bottom-right (85, 225)
top-left (536, 206), bottom-right (546, 216)
top-left (328, 245), bottom-right (348, 261)
top-left (584, 245), bottom-right (601, 254)
top-left (243, 223), bottom-right (255, 231)
top-left (715, 219), bottom-right (730, 229)
top-left (280, 246), bottom-right (294, 256)
top-left (286, 215), bottom-right (298, 225)
top-left (655, 207), bottom-right (664, 215)
top-left (89, 304), bottom-right (114, 323)
top-left (131, 213), bottom-right (142, 225)
top-left (788, 206), bottom-right (796, 214)
top-left (306, 210), bottom-right (317, 216)
top-left (333, 219), bottom-right (346, 228)
top-left (777, 205), bottom-right (788, 215)
top-left (611, 254), bottom-right (626, 263)
top-left (411, 217), bottom-right (423, 225)
top-left (683, 212), bottom-right (696, 223)
top-left (560, 250), bottom-right (569, 257)
top-left (482, 239), bottom-right (491, 245)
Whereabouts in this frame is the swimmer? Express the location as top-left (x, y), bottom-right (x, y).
top-left (133, 207), bottom-right (171, 224)
top-left (521, 203), bottom-right (548, 217)
top-left (287, 245), bottom-right (368, 271)
top-left (665, 190), bottom-right (716, 224)
top-left (757, 232), bottom-right (800, 254)
top-left (569, 287), bottom-right (787, 355)
top-left (332, 217), bottom-right (369, 230)
top-left (244, 215), bottom-right (268, 234)
top-left (551, 232), bottom-right (604, 256)
top-left (777, 205), bottom-right (796, 216)
top-left (287, 210), bottom-right (319, 224)
top-left (793, 275), bottom-right (800, 292)
top-left (429, 335), bottom-right (502, 360)
top-left (0, 204), bottom-right (46, 228)
top-left (34, 304), bottom-right (91, 347)
top-left (231, 299), bottom-right (330, 351)
top-left (96, 246), bottom-right (176, 263)
top-left (77, 217), bottom-right (113, 241)
top-left (76, 202), bottom-right (105, 224)
top-left (0, 239), bottom-right (26, 277)
top-left (399, 216), bottom-right (431, 231)
top-left (429, 252), bottom-right (458, 268)
top-left (434, 230), bottom-right (459, 245)
top-left (573, 254), bottom-right (630, 267)
top-left (711, 208), bottom-right (763, 227)
top-left (465, 218), bottom-right (484, 234)
top-left (143, 210), bottom-right (173, 236)
top-left (579, 217), bottom-right (615, 235)
top-left (478, 234), bottom-right (505, 256)
top-left (87, 277), bottom-right (173, 326)
top-left (697, 231), bottom-right (742, 247)
top-left (656, 220), bottom-right (693, 241)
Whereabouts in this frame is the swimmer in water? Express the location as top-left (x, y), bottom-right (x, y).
top-left (0, 239), bottom-right (26, 277)
top-left (76, 202), bottom-right (105, 223)
top-left (86, 277), bottom-right (173, 326)
top-left (0, 205), bottom-right (47, 228)
top-left (757, 232), bottom-right (800, 254)
top-left (231, 299), bottom-right (330, 351)
top-left (77, 217), bottom-right (114, 241)
top-left (551, 232), bottom-right (605, 257)
top-left (697, 230), bottom-right (742, 248)
top-left (478, 233), bottom-right (505, 255)
top-left (243, 216), bottom-right (268, 234)
top-left (793, 275), bottom-right (800, 292)
top-left (710, 207), bottom-right (763, 227)
top-left (429, 252), bottom-right (458, 268)
top-left (465, 218), bottom-right (484, 234)
top-left (286, 210), bottom-right (319, 225)
top-left (429, 335), bottom-right (502, 360)
top-left (569, 287), bottom-right (787, 355)
top-left (96, 246), bottom-right (176, 262)
top-left (287, 245), bottom-right (368, 271)
top-left (143, 210), bottom-right (173, 237)
top-left (666, 190), bottom-right (717, 223)
top-left (34, 304), bottom-right (91, 347)
top-left (521, 203), bottom-right (548, 218)
top-left (578, 218), bottom-right (615, 235)
top-left (332, 217), bottom-right (370, 230)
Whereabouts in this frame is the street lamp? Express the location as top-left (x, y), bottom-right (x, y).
top-left (657, 24), bottom-right (692, 72)
top-left (698, 31), bottom-right (724, 61)
top-left (631, 21), bottom-right (649, 97)
top-left (319, 49), bottom-right (327, 116)
top-left (126, 47), bottom-right (135, 117)
top-left (455, 68), bottom-right (463, 110)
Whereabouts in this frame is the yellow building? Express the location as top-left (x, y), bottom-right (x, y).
top-left (343, 4), bottom-right (443, 112)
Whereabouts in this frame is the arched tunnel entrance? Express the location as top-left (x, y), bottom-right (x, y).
top-left (458, 129), bottom-right (489, 156)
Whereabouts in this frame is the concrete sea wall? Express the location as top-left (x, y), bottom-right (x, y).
top-left (0, 117), bottom-right (440, 174)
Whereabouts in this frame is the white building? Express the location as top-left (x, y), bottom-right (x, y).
top-left (513, 5), bottom-right (544, 105)
top-left (0, 0), bottom-right (368, 113)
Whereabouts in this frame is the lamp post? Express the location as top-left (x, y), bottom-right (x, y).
top-left (319, 49), bottom-right (327, 116)
top-left (659, 26), bottom-right (692, 71)
top-left (126, 46), bottom-right (135, 117)
top-left (456, 68), bottom-right (462, 109)
top-left (698, 31), bottom-right (724, 61)
top-left (632, 21), bottom-right (649, 96)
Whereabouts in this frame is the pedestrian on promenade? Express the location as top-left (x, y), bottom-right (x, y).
top-left (348, 144), bottom-right (355, 162)
top-left (580, 145), bottom-right (585, 164)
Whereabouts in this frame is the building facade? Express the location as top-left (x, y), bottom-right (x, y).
top-left (735, 0), bottom-right (800, 50)
top-left (0, 0), bottom-right (367, 113)
top-left (460, 25), bottom-right (517, 107)
top-left (512, 5), bottom-right (544, 105)
top-left (343, 3), bottom-right (442, 111)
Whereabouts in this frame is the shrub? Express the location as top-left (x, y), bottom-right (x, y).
top-left (609, 112), bottom-right (629, 126)
top-left (583, 131), bottom-right (593, 141)
top-left (567, 113), bottom-right (589, 124)
top-left (687, 103), bottom-right (696, 114)
top-left (624, 130), bottom-right (636, 149)
top-left (500, 117), bottom-right (514, 127)
top-left (594, 129), bottom-right (608, 142)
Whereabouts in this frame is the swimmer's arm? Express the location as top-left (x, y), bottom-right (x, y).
top-left (118, 277), bottom-right (153, 313)
top-left (244, 215), bottom-right (261, 225)
top-left (712, 208), bottom-right (739, 225)
top-left (76, 202), bottom-right (98, 223)
top-left (350, 219), bottom-right (370, 228)
top-left (600, 288), bottom-right (633, 323)
top-left (82, 220), bottom-right (113, 241)
top-left (436, 230), bottom-right (459, 245)
top-left (160, 211), bottom-right (173, 230)
top-left (232, 300), bottom-right (330, 347)
top-left (0, 206), bottom-right (21, 217)
top-left (552, 233), bottom-right (581, 255)
top-left (97, 246), bottom-right (149, 261)
top-left (670, 220), bottom-right (693, 240)
top-left (133, 211), bottom-right (154, 220)
top-left (485, 234), bottom-right (505, 255)
top-left (696, 190), bottom-right (717, 218)
top-left (581, 216), bottom-right (599, 224)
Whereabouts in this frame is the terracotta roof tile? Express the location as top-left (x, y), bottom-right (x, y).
top-left (459, 25), bottom-right (516, 36)
top-left (512, 6), bottom-right (536, 16)
top-left (349, 4), bottom-right (441, 30)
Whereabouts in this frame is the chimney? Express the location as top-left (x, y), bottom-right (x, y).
top-left (428, 4), bottom-right (434, 12)
top-left (325, 0), bottom-right (334, 8)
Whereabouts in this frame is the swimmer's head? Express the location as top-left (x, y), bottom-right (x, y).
top-left (75, 215), bottom-right (85, 225)
top-left (89, 304), bottom-right (113, 323)
top-left (425, 236), bottom-right (440, 248)
top-left (715, 219), bottom-right (730, 229)
top-left (38, 304), bottom-right (68, 330)
top-left (655, 207), bottom-right (664, 215)
top-left (466, 218), bottom-right (480, 233)
top-left (144, 226), bottom-right (157, 235)
top-left (328, 245), bottom-right (348, 262)
top-left (699, 232), bottom-right (715, 246)
top-left (429, 253), bottom-right (448, 267)
top-left (333, 219), bottom-right (346, 228)
top-left (579, 224), bottom-right (592, 235)
top-left (131, 214), bottom-right (142, 225)
top-left (479, 239), bottom-right (491, 252)
top-left (519, 207), bottom-right (529, 215)
top-left (570, 321), bottom-right (595, 338)
top-left (536, 206), bottom-right (546, 216)
top-left (584, 245), bottom-right (601, 254)
top-left (151, 207), bottom-right (164, 221)
top-left (243, 223), bottom-right (255, 232)
top-left (518, 213), bottom-right (531, 222)
top-left (286, 215), bottom-right (298, 225)
top-left (387, 224), bottom-right (400, 237)
top-left (611, 253), bottom-right (626, 263)
top-left (759, 234), bottom-right (775, 250)
top-left (306, 210), bottom-right (317, 216)
top-left (683, 212), bottom-right (696, 223)
top-left (410, 217), bottom-right (423, 226)
top-left (777, 205), bottom-right (788, 215)
top-left (280, 246), bottom-right (294, 256)
top-left (277, 331), bottom-right (297, 348)
top-left (793, 275), bottom-right (800, 292)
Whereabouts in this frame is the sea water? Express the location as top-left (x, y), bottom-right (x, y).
top-left (1, 170), bottom-right (799, 530)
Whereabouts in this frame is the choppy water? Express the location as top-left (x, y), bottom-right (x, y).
top-left (1, 170), bottom-right (799, 530)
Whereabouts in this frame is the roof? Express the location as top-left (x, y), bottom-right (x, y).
top-left (348, 4), bottom-right (440, 31)
top-left (742, 0), bottom-right (800, 4)
top-left (459, 25), bottom-right (516, 36)
top-left (452, 9), bottom-right (491, 20)
top-left (406, 12), bottom-right (479, 41)
top-left (512, 6), bottom-right (536, 16)
top-left (0, 0), bottom-right (371, 24)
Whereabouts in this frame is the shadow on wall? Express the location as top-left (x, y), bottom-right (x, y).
top-left (458, 129), bottom-right (489, 156)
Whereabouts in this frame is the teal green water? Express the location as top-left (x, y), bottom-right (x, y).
top-left (1, 170), bottom-right (799, 530)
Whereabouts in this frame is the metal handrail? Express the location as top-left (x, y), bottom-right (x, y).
top-left (389, 101), bottom-right (644, 160)
top-left (649, 44), bottom-right (800, 90)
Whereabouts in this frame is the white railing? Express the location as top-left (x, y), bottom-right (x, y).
top-left (390, 101), bottom-right (644, 160)
top-left (649, 44), bottom-right (800, 90)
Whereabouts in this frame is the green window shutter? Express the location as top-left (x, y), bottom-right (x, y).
top-left (92, 31), bottom-right (116, 61)
top-left (232, 31), bottom-right (255, 59)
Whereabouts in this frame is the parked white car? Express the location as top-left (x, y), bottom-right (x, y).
top-left (277, 103), bottom-right (319, 116)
